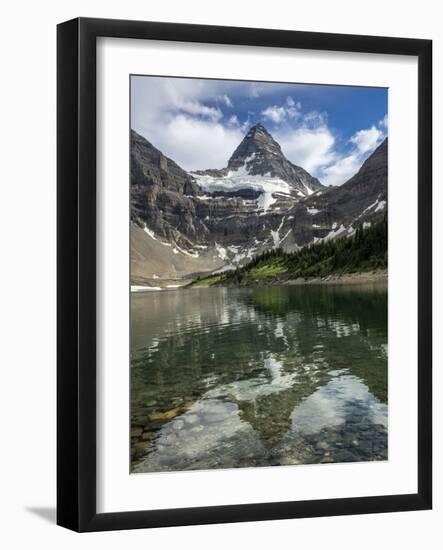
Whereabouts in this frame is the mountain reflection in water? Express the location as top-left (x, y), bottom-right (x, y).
top-left (131, 284), bottom-right (388, 472)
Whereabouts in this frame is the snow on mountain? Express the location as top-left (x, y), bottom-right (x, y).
top-left (191, 123), bottom-right (323, 213)
top-left (193, 171), bottom-right (291, 213)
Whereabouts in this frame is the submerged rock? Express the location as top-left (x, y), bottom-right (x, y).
top-left (148, 408), bottom-right (181, 421)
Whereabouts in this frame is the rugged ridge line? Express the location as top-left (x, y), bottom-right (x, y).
top-left (130, 127), bottom-right (388, 282)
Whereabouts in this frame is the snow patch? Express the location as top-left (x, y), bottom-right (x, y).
top-left (173, 244), bottom-right (199, 258)
top-left (215, 243), bottom-right (227, 260)
top-left (197, 194), bottom-right (217, 201)
top-left (375, 200), bottom-right (386, 212)
top-left (270, 217), bottom-right (285, 247)
top-left (143, 226), bottom-right (156, 239)
top-left (257, 191), bottom-right (277, 212)
top-left (304, 183), bottom-right (315, 196)
top-left (324, 224), bottom-right (347, 241)
top-left (193, 171), bottom-right (292, 213)
top-left (227, 153), bottom-right (256, 177)
top-left (280, 228), bottom-right (292, 244)
top-left (143, 226), bottom-right (172, 247)
top-left (307, 207), bottom-right (320, 215)
top-left (358, 196), bottom-right (383, 218)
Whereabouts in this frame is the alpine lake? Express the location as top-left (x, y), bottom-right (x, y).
top-left (130, 283), bottom-right (388, 473)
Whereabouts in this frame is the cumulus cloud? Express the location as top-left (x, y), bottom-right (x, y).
top-left (131, 75), bottom-right (387, 183)
top-left (260, 95), bottom-right (386, 185)
top-left (270, 105), bottom-right (335, 175)
top-left (277, 127), bottom-right (336, 174)
top-left (131, 76), bottom-right (244, 169)
top-left (276, 114), bottom-right (385, 185)
top-left (261, 96), bottom-right (301, 124)
top-left (218, 94), bottom-right (233, 108)
top-left (175, 99), bottom-right (223, 122)
top-left (379, 114), bottom-right (388, 128)
top-left (318, 123), bottom-right (386, 186)
top-left (302, 110), bottom-right (327, 128)
top-left (160, 115), bottom-right (243, 170)
top-left (349, 125), bottom-right (384, 154)
top-left (319, 153), bottom-right (362, 186)
top-left (262, 105), bottom-right (287, 124)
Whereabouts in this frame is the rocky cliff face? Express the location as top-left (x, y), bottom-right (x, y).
top-left (262, 138), bottom-right (389, 250)
top-left (130, 130), bottom-right (206, 249)
top-left (130, 126), bottom-right (387, 281)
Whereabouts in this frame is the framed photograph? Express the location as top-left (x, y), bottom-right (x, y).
top-left (57, 17), bottom-right (432, 531)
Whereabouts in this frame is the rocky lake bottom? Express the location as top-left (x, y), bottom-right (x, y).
top-left (130, 284), bottom-right (388, 473)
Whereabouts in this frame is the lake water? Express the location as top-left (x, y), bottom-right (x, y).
top-left (131, 284), bottom-right (388, 473)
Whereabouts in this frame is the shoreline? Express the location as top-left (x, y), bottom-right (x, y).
top-left (281, 269), bottom-right (388, 286)
top-left (132, 269), bottom-right (388, 291)
top-left (192, 269), bottom-right (387, 288)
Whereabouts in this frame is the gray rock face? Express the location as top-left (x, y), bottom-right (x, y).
top-left (271, 138), bottom-right (389, 250)
top-left (130, 130), bottom-right (206, 248)
top-left (130, 127), bottom-right (387, 280)
top-left (131, 129), bottom-right (200, 196)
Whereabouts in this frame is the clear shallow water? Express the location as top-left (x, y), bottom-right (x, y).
top-left (131, 284), bottom-right (388, 473)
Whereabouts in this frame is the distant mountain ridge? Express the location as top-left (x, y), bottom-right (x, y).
top-left (130, 125), bottom-right (387, 283)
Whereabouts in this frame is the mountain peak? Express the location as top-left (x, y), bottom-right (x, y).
top-left (243, 123), bottom-right (279, 146)
top-left (225, 123), bottom-right (323, 195)
top-left (246, 123), bottom-right (272, 137)
top-left (227, 124), bottom-right (282, 172)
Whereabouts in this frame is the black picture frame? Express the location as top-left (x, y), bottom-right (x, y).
top-left (57, 17), bottom-right (432, 532)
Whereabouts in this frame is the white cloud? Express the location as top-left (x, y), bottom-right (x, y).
top-left (175, 99), bottom-right (223, 122)
top-left (349, 125), bottom-right (384, 154)
top-left (261, 96), bottom-right (301, 124)
top-left (318, 123), bottom-right (386, 186)
top-left (319, 153), bottom-right (362, 186)
top-left (131, 77), bottom-right (245, 169)
top-left (276, 114), bottom-right (386, 185)
top-left (156, 114), bottom-right (244, 170)
top-left (276, 127), bottom-right (336, 174)
top-left (262, 105), bottom-right (287, 124)
top-left (248, 83), bottom-right (261, 98)
top-left (270, 105), bottom-right (336, 176)
top-left (131, 75), bottom-right (387, 184)
top-left (218, 94), bottom-right (233, 108)
top-left (379, 114), bottom-right (388, 128)
top-left (302, 110), bottom-right (327, 128)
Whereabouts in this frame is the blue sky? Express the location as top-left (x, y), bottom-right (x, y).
top-left (131, 76), bottom-right (387, 186)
